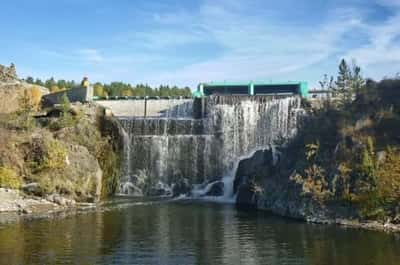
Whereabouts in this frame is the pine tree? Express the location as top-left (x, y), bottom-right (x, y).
top-left (335, 59), bottom-right (364, 106)
top-left (350, 60), bottom-right (365, 96)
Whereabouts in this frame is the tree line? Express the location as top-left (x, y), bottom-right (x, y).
top-left (23, 76), bottom-right (193, 97)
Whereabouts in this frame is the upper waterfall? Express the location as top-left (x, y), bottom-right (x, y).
top-left (118, 96), bottom-right (303, 196)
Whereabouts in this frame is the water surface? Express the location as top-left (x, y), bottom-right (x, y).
top-left (0, 198), bottom-right (399, 265)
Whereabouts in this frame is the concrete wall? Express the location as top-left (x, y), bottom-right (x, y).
top-left (96, 99), bottom-right (194, 117)
top-left (42, 86), bottom-right (93, 107)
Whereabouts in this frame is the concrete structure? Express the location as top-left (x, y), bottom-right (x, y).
top-left (95, 98), bottom-right (193, 117)
top-left (309, 89), bottom-right (335, 100)
top-left (41, 86), bottom-right (93, 107)
top-left (197, 81), bottom-right (308, 98)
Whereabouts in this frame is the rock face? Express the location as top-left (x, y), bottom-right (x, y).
top-left (0, 63), bottom-right (49, 114)
top-left (236, 184), bottom-right (259, 208)
top-left (0, 63), bottom-right (17, 83)
top-left (205, 181), bottom-right (224, 196)
top-left (172, 178), bottom-right (191, 197)
top-left (234, 149), bottom-right (276, 208)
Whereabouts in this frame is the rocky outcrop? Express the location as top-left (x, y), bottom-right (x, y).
top-left (0, 63), bottom-right (17, 83)
top-left (205, 181), bottom-right (224, 196)
top-left (172, 178), bottom-right (191, 197)
top-left (234, 149), bottom-right (276, 208)
top-left (0, 188), bottom-right (59, 214)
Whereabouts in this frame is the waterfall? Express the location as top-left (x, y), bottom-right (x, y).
top-left (117, 96), bottom-right (302, 197)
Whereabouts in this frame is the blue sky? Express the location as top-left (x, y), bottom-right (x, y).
top-left (1, 0), bottom-right (400, 89)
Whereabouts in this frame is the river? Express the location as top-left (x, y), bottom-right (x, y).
top-left (0, 197), bottom-right (399, 265)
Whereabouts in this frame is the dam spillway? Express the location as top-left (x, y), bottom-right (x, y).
top-left (108, 96), bottom-right (303, 195)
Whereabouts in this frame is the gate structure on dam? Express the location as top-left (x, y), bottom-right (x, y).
top-left (40, 80), bottom-right (308, 118)
top-left (93, 81), bottom-right (308, 118)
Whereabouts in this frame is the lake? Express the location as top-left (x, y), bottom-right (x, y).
top-left (0, 197), bottom-right (399, 265)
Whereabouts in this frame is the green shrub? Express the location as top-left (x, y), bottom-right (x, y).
top-left (375, 148), bottom-right (400, 203)
top-left (0, 166), bottom-right (21, 189)
top-left (31, 139), bottom-right (67, 172)
top-left (48, 94), bottom-right (79, 130)
top-left (97, 139), bottom-right (120, 197)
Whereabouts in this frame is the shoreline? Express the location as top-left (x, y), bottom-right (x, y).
top-left (0, 188), bottom-right (97, 224)
top-left (1, 189), bottom-right (400, 234)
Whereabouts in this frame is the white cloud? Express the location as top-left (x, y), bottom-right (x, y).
top-left (343, 5), bottom-right (400, 79)
top-left (33, 0), bottom-right (400, 86)
top-left (145, 1), bottom-right (364, 87)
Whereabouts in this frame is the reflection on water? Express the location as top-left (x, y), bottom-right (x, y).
top-left (0, 198), bottom-right (400, 265)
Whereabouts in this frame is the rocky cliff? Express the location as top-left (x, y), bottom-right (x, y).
top-left (0, 63), bottom-right (49, 114)
top-left (0, 65), bottom-right (121, 214)
top-left (234, 78), bottom-right (400, 231)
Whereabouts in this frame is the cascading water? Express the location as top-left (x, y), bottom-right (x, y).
top-left (117, 96), bottom-right (302, 198)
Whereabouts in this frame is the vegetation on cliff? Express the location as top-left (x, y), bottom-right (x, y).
top-left (0, 71), bottom-right (122, 202)
top-left (274, 60), bottom-right (400, 222)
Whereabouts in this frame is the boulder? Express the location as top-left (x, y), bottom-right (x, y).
top-left (172, 178), bottom-right (191, 197)
top-left (205, 181), bottom-right (224, 196)
top-left (22, 182), bottom-right (43, 196)
top-left (120, 182), bottom-right (143, 196)
top-left (46, 193), bottom-right (76, 206)
top-left (233, 149), bottom-right (274, 194)
top-left (148, 181), bottom-right (172, 197)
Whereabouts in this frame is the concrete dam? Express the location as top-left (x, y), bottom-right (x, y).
top-left (96, 95), bottom-right (304, 197)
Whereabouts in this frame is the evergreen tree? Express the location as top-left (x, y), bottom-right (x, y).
top-left (45, 77), bottom-right (56, 89)
top-left (335, 59), bottom-right (364, 106)
top-left (35, 78), bottom-right (44, 86)
top-left (350, 60), bottom-right (365, 96)
top-left (336, 59), bottom-right (351, 92)
top-left (25, 76), bottom-right (34, 84)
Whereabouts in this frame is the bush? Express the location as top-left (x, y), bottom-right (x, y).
top-left (97, 139), bottom-right (120, 197)
top-left (0, 166), bottom-right (21, 189)
top-left (375, 148), bottom-right (400, 203)
top-left (15, 89), bottom-right (36, 131)
top-left (27, 86), bottom-right (42, 111)
top-left (31, 139), bottom-right (67, 172)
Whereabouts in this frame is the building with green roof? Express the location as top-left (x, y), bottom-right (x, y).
top-left (195, 81), bottom-right (308, 98)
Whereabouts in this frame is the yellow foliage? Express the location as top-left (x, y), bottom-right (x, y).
top-left (36, 140), bottom-right (68, 171)
top-left (305, 142), bottom-right (319, 161)
top-left (291, 164), bottom-right (332, 201)
top-left (121, 89), bottom-right (133, 97)
top-left (375, 148), bottom-right (400, 202)
top-left (0, 166), bottom-right (21, 189)
top-left (50, 85), bottom-right (60, 93)
top-left (27, 86), bottom-right (42, 111)
top-left (94, 84), bottom-right (107, 97)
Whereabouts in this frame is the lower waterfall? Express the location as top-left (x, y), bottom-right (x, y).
top-left (117, 96), bottom-right (303, 197)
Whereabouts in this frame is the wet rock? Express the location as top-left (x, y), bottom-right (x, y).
top-left (172, 178), bottom-right (191, 197)
top-left (22, 182), bottom-right (43, 196)
top-left (233, 149), bottom-right (274, 194)
top-left (205, 181), bottom-right (224, 196)
top-left (148, 182), bottom-right (172, 197)
top-left (236, 184), bottom-right (258, 208)
top-left (393, 214), bottom-right (400, 225)
top-left (120, 182), bottom-right (143, 196)
top-left (46, 194), bottom-right (76, 206)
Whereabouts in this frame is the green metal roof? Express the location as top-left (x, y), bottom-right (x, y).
top-left (200, 81), bottom-right (306, 87)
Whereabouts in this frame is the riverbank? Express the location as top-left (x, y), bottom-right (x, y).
top-left (0, 188), bottom-right (99, 224)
